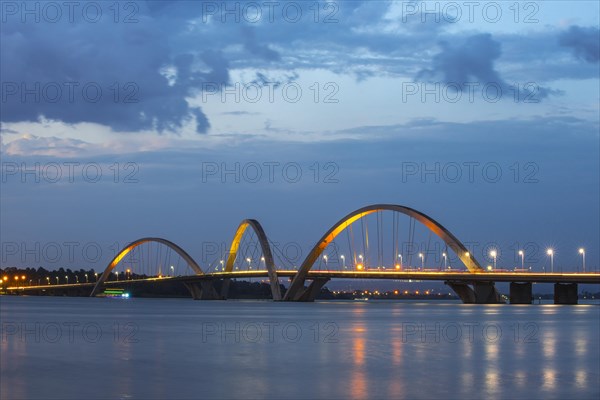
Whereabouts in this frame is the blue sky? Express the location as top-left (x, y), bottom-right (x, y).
top-left (1, 1), bottom-right (599, 276)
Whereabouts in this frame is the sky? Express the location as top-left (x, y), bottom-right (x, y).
top-left (1, 0), bottom-right (599, 283)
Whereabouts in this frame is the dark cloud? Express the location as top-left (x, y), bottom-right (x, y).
top-left (0, 13), bottom-right (218, 133)
top-left (0, 0), bottom-right (596, 133)
top-left (559, 26), bottom-right (600, 63)
top-left (417, 34), bottom-right (560, 101)
top-left (242, 27), bottom-right (281, 61)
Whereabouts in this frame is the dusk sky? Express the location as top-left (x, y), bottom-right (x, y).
top-left (1, 0), bottom-right (599, 275)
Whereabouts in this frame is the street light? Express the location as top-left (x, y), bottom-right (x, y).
top-left (442, 252), bottom-right (447, 270)
top-left (65, 275), bottom-right (69, 284)
top-left (357, 254), bottom-right (364, 270)
top-left (396, 254), bottom-right (403, 270)
top-left (418, 253), bottom-right (424, 269)
top-left (219, 260), bottom-right (224, 271)
top-left (340, 255), bottom-right (346, 269)
top-left (246, 257), bottom-right (251, 270)
top-left (94, 273), bottom-right (98, 281)
top-left (518, 250), bottom-right (524, 270)
top-left (579, 248), bottom-right (585, 272)
top-left (170, 266), bottom-right (174, 276)
top-left (546, 249), bottom-right (554, 273)
top-left (75, 276), bottom-right (79, 284)
top-left (85, 274), bottom-right (88, 283)
top-left (55, 277), bottom-right (59, 284)
top-left (46, 277), bottom-right (50, 285)
top-left (323, 255), bottom-right (328, 269)
top-left (490, 250), bottom-right (497, 270)
top-left (115, 271), bottom-right (119, 281)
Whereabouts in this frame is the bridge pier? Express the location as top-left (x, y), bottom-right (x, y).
top-left (554, 283), bottom-right (578, 304)
top-left (287, 278), bottom-right (330, 302)
top-left (446, 281), bottom-right (505, 304)
top-left (184, 281), bottom-right (220, 300)
top-left (509, 282), bottom-right (533, 304)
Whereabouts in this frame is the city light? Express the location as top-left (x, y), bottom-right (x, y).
top-left (490, 250), bottom-right (497, 270)
top-left (546, 248), bottom-right (554, 273)
top-left (518, 250), bottom-right (525, 269)
top-left (579, 248), bottom-right (585, 272)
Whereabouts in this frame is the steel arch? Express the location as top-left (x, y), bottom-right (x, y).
top-left (284, 204), bottom-right (483, 300)
top-left (224, 219), bottom-right (281, 300)
top-left (90, 237), bottom-right (203, 296)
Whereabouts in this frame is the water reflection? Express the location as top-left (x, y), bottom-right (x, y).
top-left (350, 332), bottom-right (366, 398)
top-left (1, 297), bottom-right (598, 399)
top-left (542, 368), bottom-right (557, 391)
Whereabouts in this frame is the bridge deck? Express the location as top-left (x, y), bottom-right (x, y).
top-left (6, 270), bottom-right (600, 292)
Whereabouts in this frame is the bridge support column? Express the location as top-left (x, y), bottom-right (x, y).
top-left (446, 281), bottom-right (505, 304)
top-left (220, 278), bottom-right (231, 299)
top-left (288, 278), bottom-right (330, 302)
top-left (554, 283), bottom-right (578, 304)
top-left (446, 282), bottom-right (475, 303)
top-left (184, 281), bottom-right (220, 300)
top-left (509, 282), bottom-right (532, 304)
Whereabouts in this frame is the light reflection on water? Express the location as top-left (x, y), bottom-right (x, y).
top-left (1, 297), bottom-right (598, 399)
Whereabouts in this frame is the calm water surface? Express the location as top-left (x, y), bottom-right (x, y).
top-left (1, 296), bottom-right (599, 399)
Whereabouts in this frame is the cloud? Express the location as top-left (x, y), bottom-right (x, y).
top-left (2, 134), bottom-right (92, 157)
top-left (417, 34), bottom-right (560, 101)
top-left (0, 1), bottom-right (596, 135)
top-left (0, 14), bottom-right (220, 134)
top-left (559, 26), bottom-right (600, 63)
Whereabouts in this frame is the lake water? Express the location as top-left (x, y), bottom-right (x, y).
top-left (1, 296), bottom-right (599, 399)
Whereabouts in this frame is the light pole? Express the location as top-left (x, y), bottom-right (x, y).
top-left (65, 275), bottom-right (69, 284)
top-left (546, 249), bottom-right (554, 273)
top-left (442, 252), bottom-right (447, 270)
top-left (246, 257), bottom-right (251, 270)
top-left (94, 273), bottom-right (98, 282)
top-left (46, 277), bottom-right (50, 285)
top-left (260, 257), bottom-right (265, 270)
top-left (579, 248), bottom-right (585, 272)
top-left (323, 255), bottom-right (328, 269)
top-left (75, 276), bottom-right (79, 284)
top-left (340, 255), bottom-right (346, 269)
top-left (490, 250), bottom-right (497, 270)
top-left (357, 254), bottom-right (364, 270)
top-left (170, 266), bottom-right (174, 276)
top-left (55, 277), bottom-right (59, 285)
top-left (419, 253), bottom-right (424, 269)
top-left (85, 274), bottom-right (88, 283)
top-left (397, 254), bottom-right (403, 270)
top-left (518, 250), bottom-right (524, 270)
top-left (220, 260), bottom-right (224, 271)
top-left (116, 271), bottom-right (119, 281)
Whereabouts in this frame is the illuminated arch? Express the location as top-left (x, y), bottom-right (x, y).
top-left (224, 219), bottom-right (281, 300)
top-left (284, 204), bottom-right (483, 300)
top-left (90, 237), bottom-right (203, 296)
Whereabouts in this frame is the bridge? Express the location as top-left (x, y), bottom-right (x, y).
top-left (5, 204), bottom-right (599, 304)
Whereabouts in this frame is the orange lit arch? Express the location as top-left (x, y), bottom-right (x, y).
top-left (223, 219), bottom-right (281, 300)
top-left (90, 237), bottom-right (203, 296)
top-left (284, 204), bottom-right (483, 300)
